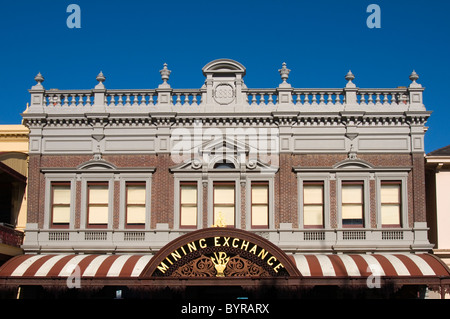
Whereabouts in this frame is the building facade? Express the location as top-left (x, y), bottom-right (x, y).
top-left (1, 59), bottom-right (449, 299)
top-left (426, 145), bottom-right (450, 263)
top-left (0, 125), bottom-right (28, 264)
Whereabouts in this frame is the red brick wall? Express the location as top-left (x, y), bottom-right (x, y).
top-left (27, 152), bottom-right (426, 230)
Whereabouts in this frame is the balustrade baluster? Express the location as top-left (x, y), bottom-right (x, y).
top-left (268, 93), bottom-right (274, 105)
top-left (311, 92), bottom-right (317, 105)
top-left (62, 94), bottom-right (69, 106)
top-left (252, 93), bottom-right (257, 105)
top-left (319, 92), bottom-right (325, 105)
top-left (383, 92), bottom-right (390, 105)
top-left (375, 93), bottom-right (381, 105)
top-left (193, 93), bottom-right (199, 106)
top-left (175, 93), bottom-right (182, 105)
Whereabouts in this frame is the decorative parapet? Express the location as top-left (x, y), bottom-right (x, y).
top-left (23, 59), bottom-right (426, 115)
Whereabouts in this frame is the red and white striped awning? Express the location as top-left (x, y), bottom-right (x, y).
top-left (0, 253), bottom-right (449, 281)
top-left (293, 253), bottom-right (450, 278)
top-left (0, 254), bottom-right (152, 278)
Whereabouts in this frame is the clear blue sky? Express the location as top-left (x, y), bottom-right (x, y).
top-left (0, 0), bottom-right (449, 153)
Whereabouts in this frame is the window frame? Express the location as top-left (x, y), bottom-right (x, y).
top-left (50, 182), bottom-right (71, 229)
top-left (302, 181), bottom-right (325, 229)
top-left (86, 181), bottom-right (110, 229)
top-left (297, 174), bottom-right (330, 230)
top-left (213, 181), bottom-right (236, 228)
top-left (125, 181), bottom-right (147, 229)
top-left (250, 181), bottom-right (269, 229)
top-left (179, 181), bottom-right (198, 229)
top-left (341, 180), bottom-right (365, 228)
top-left (380, 181), bottom-right (402, 228)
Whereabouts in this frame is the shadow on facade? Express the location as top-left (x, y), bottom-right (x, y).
top-left (0, 284), bottom-right (428, 300)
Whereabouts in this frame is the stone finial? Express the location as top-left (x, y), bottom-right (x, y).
top-left (95, 71), bottom-right (106, 89)
top-left (159, 63), bottom-right (171, 88)
top-left (345, 70), bottom-right (355, 82)
top-left (345, 70), bottom-right (356, 88)
top-left (409, 70), bottom-right (422, 88)
top-left (409, 70), bottom-right (419, 82)
top-left (32, 72), bottom-right (45, 89)
top-left (278, 62), bottom-right (290, 83)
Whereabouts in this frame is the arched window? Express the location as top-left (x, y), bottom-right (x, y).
top-left (213, 160), bottom-right (235, 169)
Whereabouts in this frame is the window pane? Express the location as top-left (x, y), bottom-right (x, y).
top-left (342, 204), bottom-right (363, 219)
top-left (304, 205), bottom-right (323, 226)
top-left (252, 185), bottom-right (268, 204)
top-left (127, 206), bottom-right (146, 224)
top-left (304, 184), bottom-right (323, 204)
top-left (214, 206), bottom-right (234, 226)
top-left (53, 187), bottom-right (71, 204)
top-left (252, 205), bottom-right (268, 227)
top-left (214, 186), bottom-right (235, 204)
top-left (381, 204), bottom-right (401, 225)
top-left (181, 185), bottom-right (197, 205)
top-left (89, 186), bottom-right (109, 204)
top-left (342, 184), bottom-right (363, 204)
top-left (381, 184), bottom-right (400, 203)
top-left (127, 185), bottom-right (146, 205)
top-left (181, 206), bottom-right (197, 226)
top-left (88, 206), bottom-right (108, 224)
top-left (53, 206), bottom-right (70, 224)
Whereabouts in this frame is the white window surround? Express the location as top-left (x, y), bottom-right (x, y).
top-left (374, 172), bottom-right (408, 229)
top-left (246, 177), bottom-right (274, 229)
top-left (207, 174), bottom-right (241, 228)
top-left (119, 174), bottom-right (152, 230)
top-left (297, 173), bottom-right (330, 229)
top-left (80, 174), bottom-right (115, 229)
top-left (173, 176), bottom-right (203, 230)
top-left (43, 161), bottom-right (155, 230)
top-left (44, 174), bottom-right (76, 229)
top-left (336, 173), bottom-right (371, 229)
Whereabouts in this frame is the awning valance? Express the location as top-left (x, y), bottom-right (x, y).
top-left (293, 253), bottom-right (450, 278)
top-left (0, 254), bottom-right (153, 279)
top-left (1, 253), bottom-right (449, 283)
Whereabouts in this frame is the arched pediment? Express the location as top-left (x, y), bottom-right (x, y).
top-left (77, 159), bottom-right (117, 171)
top-left (202, 58), bottom-right (246, 76)
top-left (142, 228), bottom-right (300, 278)
top-left (333, 159), bottom-right (374, 170)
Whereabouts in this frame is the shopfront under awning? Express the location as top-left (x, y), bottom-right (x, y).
top-left (1, 227), bottom-right (450, 298)
top-left (1, 252), bottom-right (449, 293)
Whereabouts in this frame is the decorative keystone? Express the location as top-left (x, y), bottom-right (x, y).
top-left (159, 63), bottom-right (171, 88)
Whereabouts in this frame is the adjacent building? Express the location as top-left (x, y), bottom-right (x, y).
top-left (1, 59), bottom-right (449, 299)
top-left (0, 125), bottom-right (28, 265)
top-left (426, 145), bottom-right (450, 265)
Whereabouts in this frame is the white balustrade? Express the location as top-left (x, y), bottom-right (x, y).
top-left (357, 89), bottom-right (409, 106)
top-left (44, 90), bottom-right (93, 107)
top-left (246, 90), bottom-right (278, 106)
top-left (106, 90), bottom-right (157, 106)
top-left (292, 89), bottom-right (345, 106)
top-left (32, 67), bottom-right (417, 111)
top-left (172, 90), bottom-right (202, 106)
